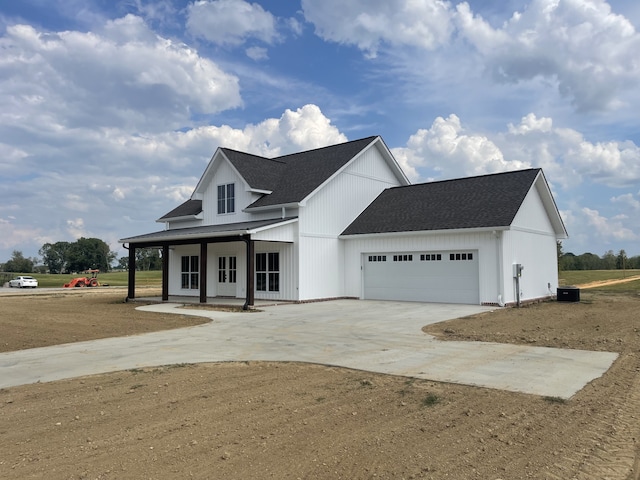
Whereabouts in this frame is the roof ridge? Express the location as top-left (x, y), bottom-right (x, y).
top-left (271, 135), bottom-right (378, 162)
top-left (386, 168), bottom-right (540, 190)
top-left (221, 148), bottom-right (288, 165)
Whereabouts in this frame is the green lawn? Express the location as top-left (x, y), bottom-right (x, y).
top-left (559, 269), bottom-right (640, 294)
top-left (5, 271), bottom-right (162, 288)
top-left (559, 269), bottom-right (640, 285)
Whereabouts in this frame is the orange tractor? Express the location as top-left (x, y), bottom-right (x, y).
top-left (63, 269), bottom-right (101, 288)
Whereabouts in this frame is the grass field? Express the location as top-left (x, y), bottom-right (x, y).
top-left (559, 269), bottom-right (640, 293)
top-left (3, 269), bottom-right (639, 293)
top-left (558, 269), bottom-right (640, 284)
top-left (3, 270), bottom-right (162, 288)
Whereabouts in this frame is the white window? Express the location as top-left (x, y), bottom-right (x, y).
top-left (256, 252), bottom-right (279, 292)
top-left (217, 183), bottom-right (235, 214)
top-left (181, 255), bottom-right (199, 289)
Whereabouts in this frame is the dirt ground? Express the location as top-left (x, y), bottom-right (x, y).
top-left (1, 289), bottom-right (639, 479)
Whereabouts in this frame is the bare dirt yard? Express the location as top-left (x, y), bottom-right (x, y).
top-left (1, 289), bottom-right (639, 479)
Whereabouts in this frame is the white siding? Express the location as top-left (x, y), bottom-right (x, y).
top-left (500, 187), bottom-right (559, 304)
top-left (298, 236), bottom-right (342, 300)
top-left (254, 241), bottom-right (297, 301)
top-left (511, 186), bottom-right (555, 233)
top-left (251, 221), bottom-right (298, 243)
top-left (200, 159), bottom-right (276, 225)
top-left (297, 143), bottom-right (404, 301)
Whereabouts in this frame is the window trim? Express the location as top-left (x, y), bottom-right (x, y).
top-left (180, 255), bottom-right (199, 290)
top-left (256, 252), bottom-right (280, 293)
top-left (217, 183), bottom-right (235, 215)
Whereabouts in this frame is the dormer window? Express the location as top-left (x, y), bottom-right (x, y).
top-left (217, 183), bottom-right (235, 214)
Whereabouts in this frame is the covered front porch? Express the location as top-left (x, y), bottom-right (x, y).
top-left (120, 217), bottom-right (298, 310)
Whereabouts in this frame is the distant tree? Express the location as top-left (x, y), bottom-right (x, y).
top-left (39, 241), bottom-right (71, 273)
top-left (601, 250), bottom-right (617, 270)
top-left (616, 249), bottom-right (628, 270)
top-left (135, 248), bottom-right (162, 271)
top-left (559, 252), bottom-right (576, 271)
top-left (577, 252), bottom-right (602, 270)
top-left (3, 250), bottom-right (36, 273)
top-left (117, 256), bottom-right (129, 270)
top-left (66, 238), bottom-right (116, 272)
top-left (628, 255), bottom-right (640, 269)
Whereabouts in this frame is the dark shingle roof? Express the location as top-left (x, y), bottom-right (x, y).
top-left (222, 149), bottom-right (286, 192)
top-left (157, 199), bottom-right (202, 221)
top-left (161, 136), bottom-right (380, 219)
top-left (243, 136), bottom-right (378, 208)
top-left (341, 168), bottom-right (541, 235)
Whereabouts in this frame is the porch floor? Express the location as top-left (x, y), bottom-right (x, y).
top-left (132, 296), bottom-right (289, 308)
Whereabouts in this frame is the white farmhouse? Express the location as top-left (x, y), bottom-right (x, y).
top-left (120, 136), bottom-right (567, 307)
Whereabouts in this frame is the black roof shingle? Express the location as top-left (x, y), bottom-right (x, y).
top-left (157, 199), bottom-right (202, 221)
top-left (341, 168), bottom-right (542, 235)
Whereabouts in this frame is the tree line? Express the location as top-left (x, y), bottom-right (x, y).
top-left (1, 238), bottom-right (162, 273)
top-left (558, 243), bottom-right (639, 271)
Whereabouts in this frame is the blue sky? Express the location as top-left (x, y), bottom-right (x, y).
top-left (1, 0), bottom-right (640, 264)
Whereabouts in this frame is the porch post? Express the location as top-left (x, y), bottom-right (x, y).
top-left (200, 241), bottom-right (207, 303)
top-left (243, 236), bottom-right (254, 310)
top-left (162, 245), bottom-right (169, 301)
top-left (127, 245), bottom-right (136, 299)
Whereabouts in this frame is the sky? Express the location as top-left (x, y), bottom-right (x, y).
top-left (1, 0), bottom-right (640, 264)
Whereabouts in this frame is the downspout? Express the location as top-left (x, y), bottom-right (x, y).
top-left (494, 231), bottom-right (505, 307)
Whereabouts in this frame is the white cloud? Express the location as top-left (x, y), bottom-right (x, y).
top-left (611, 193), bottom-right (640, 210)
top-left (392, 114), bottom-right (530, 181)
top-left (495, 113), bottom-right (640, 189)
top-left (0, 103), bottom-right (348, 259)
top-left (246, 46), bottom-right (268, 60)
top-left (302, 0), bottom-right (640, 112)
top-left (456, 0), bottom-right (640, 111)
top-left (507, 113), bottom-right (553, 135)
top-left (301, 0), bottom-right (454, 58)
top-left (186, 0), bottom-right (279, 46)
top-left (67, 218), bottom-right (88, 239)
top-left (0, 15), bottom-right (241, 134)
top-left (581, 207), bottom-right (637, 240)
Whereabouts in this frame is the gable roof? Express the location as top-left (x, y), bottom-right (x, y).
top-left (342, 168), bottom-right (565, 236)
top-left (157, 199), bottom-right (202, 222)
top-left (161, 137), bottom-right (391, 222)
top-left (221, 149), bottom-right (286, 192)
top-left (244, 136), bottom-right (381, 209)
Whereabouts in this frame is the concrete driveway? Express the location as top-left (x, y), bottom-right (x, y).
top-left (0, 300), bottom-right (618, 398)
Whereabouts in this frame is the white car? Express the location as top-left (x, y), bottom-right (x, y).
top-left (9, 276), bottom-right (38, 288)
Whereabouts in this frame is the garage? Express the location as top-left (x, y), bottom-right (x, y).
top-left (363, 251), bottom-right (479, 304)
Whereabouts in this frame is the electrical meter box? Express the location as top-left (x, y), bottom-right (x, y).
top-left (513, 263), bottom-right (524, 278)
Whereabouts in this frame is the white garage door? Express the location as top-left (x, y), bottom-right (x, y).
top-left (363, 251), bottom-right (479, 304)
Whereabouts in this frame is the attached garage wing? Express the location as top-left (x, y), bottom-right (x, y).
top-left (363, 251), bottom-right (479, 304)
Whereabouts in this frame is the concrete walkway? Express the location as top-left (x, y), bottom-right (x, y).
top-left (0, 300), bottom-right (618, 399)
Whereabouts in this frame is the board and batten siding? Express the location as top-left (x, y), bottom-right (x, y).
top-left (200, 158), bottom-right (278, 226)
top-left (342, 231), bottom-right (501, 305)
top-left (297, 142), bottom-right (404, 301)
top-left (500, 186), bottom-right (559, 304)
